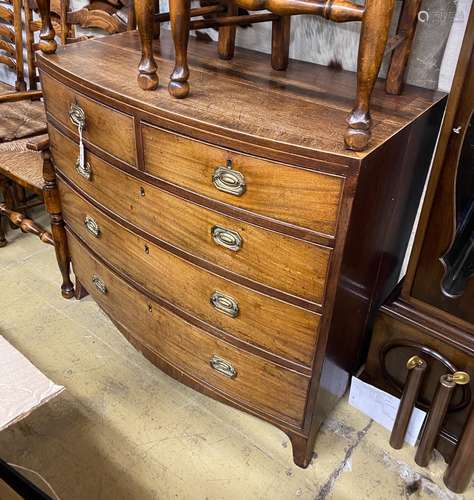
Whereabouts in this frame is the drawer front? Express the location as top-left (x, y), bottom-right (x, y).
top-left (68, 232), bottom-right (310, 427)
top-left (42, 74), bottom-right (136, 165)
top-left (50, 126), bottom-right (331, 305)
top-left (142, 124), bottom-right (343, 237)
top-left (60, 182), bottom-right (320, 367)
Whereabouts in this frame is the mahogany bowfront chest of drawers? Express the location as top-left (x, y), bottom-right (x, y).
top-left (38, 31), bottom-right (446, 467)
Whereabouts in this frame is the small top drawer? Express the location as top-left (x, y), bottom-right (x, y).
top-left (142, 124), bottom-right (343, 237)
top-left (41, 74), bottom-right (136, 166)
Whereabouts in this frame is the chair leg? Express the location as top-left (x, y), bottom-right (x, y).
top-left (218, 3), bottom-right (238, 60)
top-left (0, 203), bottom-right (54, 245)
top-left (0, 176), bottom-right (19, 230)
top-left (42, 149), bottom-right (75, 299)
top-left (168, 0), bottom-right (191, 98)
top-left (385, 0), bottom-right (422, 95)
top-left (345, 0), bottom-right (395, 151)
top-left (136, 0), bottom-right (159, 90)
top-left (271, 15), bottom-right (291, 71)
top-left (0, 212), bottom-right (6, 247)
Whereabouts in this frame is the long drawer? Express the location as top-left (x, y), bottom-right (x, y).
top-left (49, 126), bottom-right (331, 305)
top-left (60, 181), bottom-right (320, 367)
top-left (142, 124), bottom-right (343, 237)
top-left (68, 232), bottom-right (310, 427)
top-left (42, 74), bottom-right (137, 166)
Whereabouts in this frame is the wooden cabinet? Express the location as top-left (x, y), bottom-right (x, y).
top-left (38, 30), bottom-right (446, 467)
top-left (364, 6), bottom-right (474, 462)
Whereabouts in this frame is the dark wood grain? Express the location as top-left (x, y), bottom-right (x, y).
top-left (39, 30), bottom-right (446, 468)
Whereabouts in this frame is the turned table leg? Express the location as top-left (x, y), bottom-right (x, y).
top-left (42, 150), bottom-right (74, 299)
top-left (345, 0), bottom-right (395, 151)
top-left (136, 0), bottom-right (159, 90)
top-left (169, 0), bottom-right (191, 98)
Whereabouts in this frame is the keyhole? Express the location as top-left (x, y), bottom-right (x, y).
top-left (144, 244), bottom-right (149, 254)
top-left (147, 304), bottom-right (152, 312)
top-left (140, 187), bottom-right (145, 197)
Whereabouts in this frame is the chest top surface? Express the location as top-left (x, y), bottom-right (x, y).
top-left (38, 30), bottom-right (445, 164)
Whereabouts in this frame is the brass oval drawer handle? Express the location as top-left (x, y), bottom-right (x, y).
top-left (210, 355), bottom-right (237, 379)
top-left (84, 215), bottom-right (100, 237)
top-left (213, 164), bottom-right (246, 197)
top-left (75, 157), bottom-right (92, 180)
top-left (91, 274), bottom-right (107, 294)
top-left (69, 103), bottom-right (86, 129)
top-left (211, 225), bottom-right (242, 252)
top-left (210, 291), bottom-right (239, 318)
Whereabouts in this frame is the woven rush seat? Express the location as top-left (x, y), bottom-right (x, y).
top-left (0, 99), bottom-right (47, 143)
top-left (0, 81), bottom-right (15, 95)
top-left (0, 135), bottom-right (46, 193)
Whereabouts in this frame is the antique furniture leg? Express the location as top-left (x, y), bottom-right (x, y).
top-left (288, 432), bottom-right (315, 469)
top-left (389, 355), bottom-right (427, 449)
top-left (271, 16), bottom-right (291, 71)
top-left (386, 0), bottom-right (422, 95)
top-left (0, 176), bottom-right (18, 230)
top-left (42, 149), bottom-right (74, 299)
top-left (0, 211), bottom-right (6, 247)
top-left (168, 0), bottom-right (191, 98)
top-left (0, 203), bottom-right (54, 245)
top-left (345, 0), bottom-right (395, 151)
top-left (136, 0), bottom-right (159, 90)
top-left (444, 402), bottom-right (474, 493)
top-left (35, 0), bottom-right (57, 53)
top-left (218, 3), bottom-right (238, 60)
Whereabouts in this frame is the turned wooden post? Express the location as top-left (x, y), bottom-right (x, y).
top-left (218, 3), bottom-right (238, 60)
top-left (386, 0), bottom-right (422, 95)
top-left (271, 16), bottom-right (291, 71)
top-left (136, 0), bottom-right (159, 90)
top-left (42, 150), bottom-right (74, 299)
top-left (35, 0), bottom-right (57, 54)
top-left (168, 0), bottom-right (191, 98)
top-left (345, 0), bottom-right (395, 151)
top-left (0, 210), bottom-right (6, 247)
top-left (0, 203), bottom-right (54, 245)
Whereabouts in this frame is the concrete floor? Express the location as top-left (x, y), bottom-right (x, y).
top-left (1, 213), bottom-right (473, 500)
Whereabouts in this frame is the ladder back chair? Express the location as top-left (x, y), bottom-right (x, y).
top-left (132, 0), bottom-right (423, 151)
top-left (0, 0), bottom-right (133, 298)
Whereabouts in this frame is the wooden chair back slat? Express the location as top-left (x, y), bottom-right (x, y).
top-left (23, 0), bottom-right (38, 89)
top-left (0, 3), bottom-right (13, 21)
top-left (0, 39), bottom-right (15, 55)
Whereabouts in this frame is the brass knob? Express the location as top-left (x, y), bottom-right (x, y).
top-left (446, 371), bottom-right (471, 385)
top-left (406, 355), bottom-right (426, 370)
